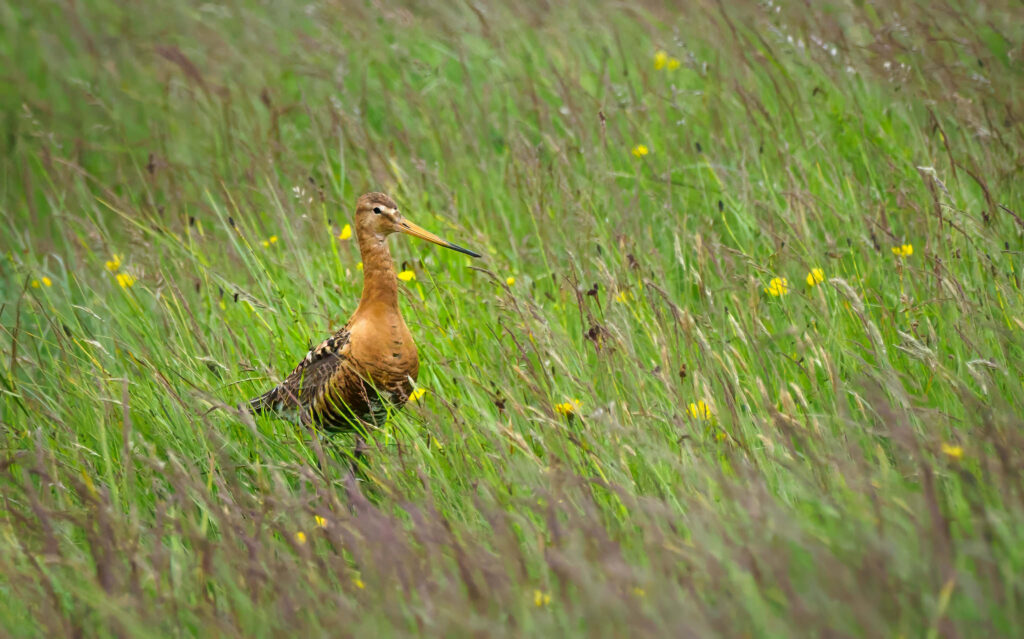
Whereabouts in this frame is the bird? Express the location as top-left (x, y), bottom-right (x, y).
top-left (248, 192), bottom-right (480, 431)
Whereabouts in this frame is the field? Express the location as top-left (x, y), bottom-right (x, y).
top-left (2, 0), bottom-right (1024, 636)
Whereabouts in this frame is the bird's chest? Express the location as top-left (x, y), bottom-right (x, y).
top-left (347, 314), bottom-right (419, 389)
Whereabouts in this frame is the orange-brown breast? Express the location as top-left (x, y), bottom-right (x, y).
top-left (319, 303), bottom-right (418, 427)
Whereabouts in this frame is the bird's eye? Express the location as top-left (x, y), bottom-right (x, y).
top-left (373, 206), bottom-right (381, 215)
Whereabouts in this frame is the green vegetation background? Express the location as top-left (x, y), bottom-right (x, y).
top-left (2, 0), bottom-right (1023, 636)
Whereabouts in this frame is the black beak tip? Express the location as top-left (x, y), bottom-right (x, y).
top-left (448, 243), bottom-right (482, 258)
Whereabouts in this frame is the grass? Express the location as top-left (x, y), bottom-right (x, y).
top-left (2, 0), bottom-right (1023, 635)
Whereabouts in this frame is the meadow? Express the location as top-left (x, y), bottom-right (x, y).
top-left (2, 0), bottom-right (1023, 636)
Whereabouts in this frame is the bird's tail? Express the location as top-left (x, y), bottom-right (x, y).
top-left (247, 386), bottom-right (304, 423)
top-left (247, 387), bottom-right (279, 415)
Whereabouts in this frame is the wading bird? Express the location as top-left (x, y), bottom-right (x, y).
top-left (249, 192), bottom-right (480, 430)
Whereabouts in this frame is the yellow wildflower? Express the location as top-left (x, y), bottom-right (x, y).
top-left (408, 388), bottom-right (427, 402)
top-left (116, 273), bottom-right (136, 288)
top-left (533, 589), bottom-right (552, 607)
top-left (356, 262), bottom-right (363, 271)
top-left (353, 578), bottom-right (365, 589)
top-left (764, 277), bottom-right (789, 296)
top-left (805, 268), bottom-right (824, 287)
top-left (338, 224), bottom-right (352, 240)
top-left (892, 244), bottom-right (913, 258)
top-left (42, 276), bottom-right (52, 287)
top-left (315, 515), bottom-right (328, 529)
top-left (688, 400), bottom-right (712, 420)
top-left (666, 57), bottom-right (681, 70)
top-left (631, 144), bottom-right (649, 158)
top-left (654, 51), bottom-right (668, 70)
top-left (615, 290), bottom-right (633, 303)
top-left (397, 270), bottom-right (415, 281)
top-left (506, 276), bottom-right (515, 286)
top-left (31, 280), bottom-right (40, 288)
top-left (941, 443), bottom-right (963, 460)
top-left (555, 398), bottom-right (582, 416)
top-left (295, 531), bottom-right (307, 545)
top-left (269, 235), bottom-right (278, 244)
top-left (105, 254), bottom-right (122, 272)
top-left (633, 587), bottom-right (646, 598)
top-left (261, 240), bottom-right (269, 247)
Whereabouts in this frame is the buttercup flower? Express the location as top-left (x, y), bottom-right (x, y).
top-left (941, 443), bottom-right (963, 460)
top-left (631, 144), bottom-right (649, 158)
top-left (892, 244), bottom-right (913, 258)
top-left (555, 398), bottom-right (582, 416)
top-left (806, 268), bottom-right (824, 286)
top-left (688, 400), bottom-right (712, 420)
top-left (764, 277), bottom-right (789, 296)
top-left (654, 50), bottom-right (680, 70)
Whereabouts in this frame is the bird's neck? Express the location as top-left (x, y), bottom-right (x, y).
top-left (356, 230), bottom-right (400, 314)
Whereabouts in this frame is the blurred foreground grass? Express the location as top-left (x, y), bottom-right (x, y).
top-left (2, 0), bottom-right (1024, 636)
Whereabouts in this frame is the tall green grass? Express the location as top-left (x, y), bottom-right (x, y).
top-left (2, 0), bottom-right (1023, 635)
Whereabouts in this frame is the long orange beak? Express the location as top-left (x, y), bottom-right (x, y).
top-left (397, 218), bottom-right (481, 258)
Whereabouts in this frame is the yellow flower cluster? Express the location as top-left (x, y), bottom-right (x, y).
top-left (765, 266), bottom-right (832, 296)
top-left (688, 400), bottom-right (712, 420)
top-left (105, 254), bottom-right (136, 288)
top-left (941, 443), bottom-right (963, 459)
top-left (805, 268), bottom-right (824, 287)
top-left (631, 144), bottom-right (649, 158)
top-left (533, 589), bottom-right (552, 607)
top-left (764, 277), bottom-right (789, 297)
top-left (653, 51), bottom-right (681, 70)
top-left (31, 277), bottom-right (52, 288)
top-left (892, 243), bottom-right (913, 258)
top-left (261, 235), bottom-right (278, 248)
top-left (555, 398), bottom-right (582, 416)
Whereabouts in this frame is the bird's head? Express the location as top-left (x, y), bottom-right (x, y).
top-left (355, 192), bottom-right (480, 258)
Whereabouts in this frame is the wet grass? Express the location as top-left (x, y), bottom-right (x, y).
top-left (2, 0), bottom-right (1024, 636)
